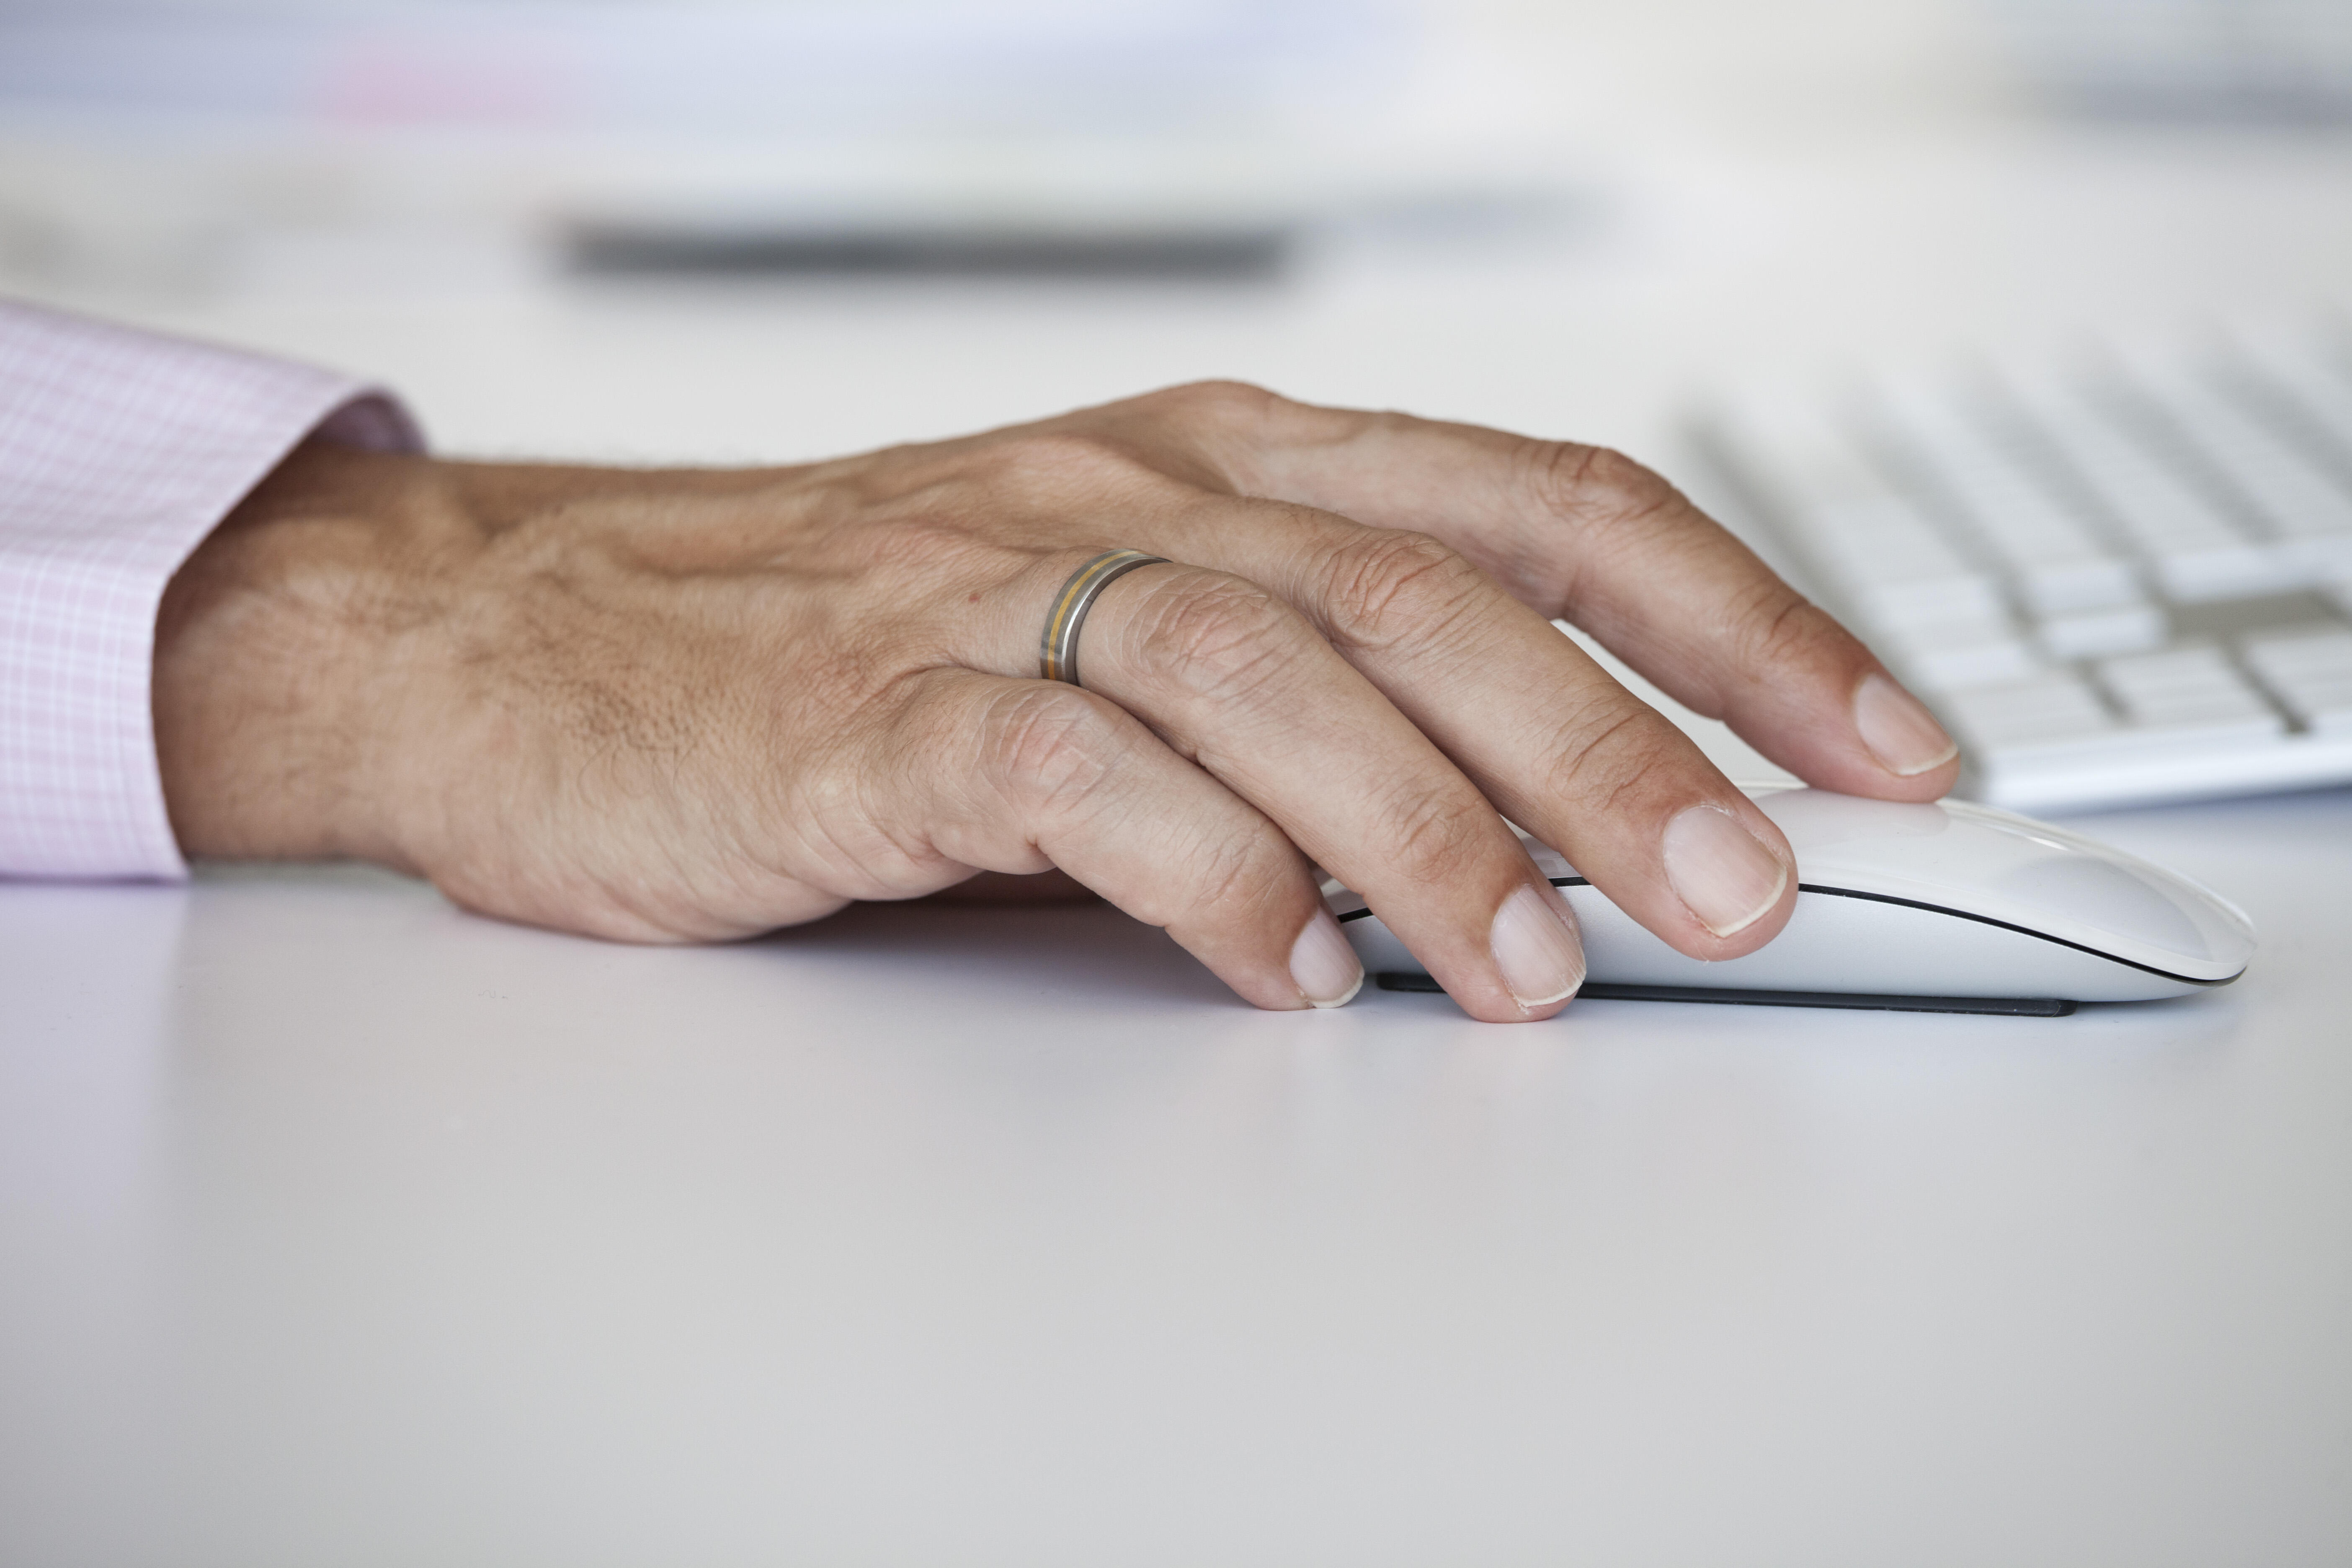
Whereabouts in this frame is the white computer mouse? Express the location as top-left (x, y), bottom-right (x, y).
top-left (1326, 786), bottom-right (2255, 1015)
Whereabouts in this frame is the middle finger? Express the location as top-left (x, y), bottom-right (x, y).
top-left (1140, 494), bottom-right (1799, 962)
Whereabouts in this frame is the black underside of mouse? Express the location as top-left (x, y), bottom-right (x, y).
top-left (1371, 973), bottom-right (2077, 1017)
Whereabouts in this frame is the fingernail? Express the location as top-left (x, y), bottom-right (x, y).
top-left (1853, 671), bottom-right (1959, 777)
top-left (1489, 883), bottom-right (1585, 1009)
top-left (1663, 805), bottom-right (1789, 937)
top-left (1290, 907), bottom-right (1365, 1008)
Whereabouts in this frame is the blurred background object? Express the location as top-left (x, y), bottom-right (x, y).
top-left (1985, 0), bottom-right (2352, 122)
top-left (0, 0), bottom-right (1588, 290)
top-left (5, 0), bottom-right (2347, 302)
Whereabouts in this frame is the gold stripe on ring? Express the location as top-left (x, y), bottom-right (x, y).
top-left (1040, 549), bottom-right (1169, 687)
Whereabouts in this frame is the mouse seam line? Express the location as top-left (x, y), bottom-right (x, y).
top-left (1335, 878), bottom-right (2239, 988)
top-left (1788, 885), bottom-right (2237, 986)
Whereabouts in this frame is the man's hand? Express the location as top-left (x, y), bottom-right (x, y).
top-left (152, 383), bottom-right (1958, 1022)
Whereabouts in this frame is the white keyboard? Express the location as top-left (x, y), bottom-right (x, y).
top-left (1697, 327), bottom-right (2352, 814)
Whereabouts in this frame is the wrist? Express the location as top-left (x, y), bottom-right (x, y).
top-left (153, 440), bottom-right (449, 868)
top-left (152, 445), bottom-right (787, 872)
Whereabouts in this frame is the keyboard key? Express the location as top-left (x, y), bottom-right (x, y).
top-left (2241, 628), bottom-right (2352, 735)
top-left (1939, 672), bottom-right (2115, 754)
top-left (2225, 328), bottom-right (2352, 485)
top-left (1808, 496), bottom-right (2008, 628)
top-left (1988, 359), bottom-right (2300, 601)
top-left (2107, 341), bottom-right (2352, 583)
top-left (2036, 600), bottom-right (2168, 660)
top-left (1870, 377), bottom-right (2144, 615)
top-left (1710, 394), bottom-right (2005, 628)
top-left (2094, 647), bottom-right (2287, 742)
top-left (1876, 618), bottom-right (2042, 690)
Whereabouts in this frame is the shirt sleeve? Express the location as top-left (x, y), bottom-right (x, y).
top-left (0, 298), bottom-right (423, 880)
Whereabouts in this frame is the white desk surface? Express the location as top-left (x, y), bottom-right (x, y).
top-left (6, 62), bottom-right (2352, 1567)
top-left (6, 792), bottom-right (2350, 1568)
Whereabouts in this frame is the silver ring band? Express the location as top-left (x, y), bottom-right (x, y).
top-left (1040, 549), bottom-right (1168, 687)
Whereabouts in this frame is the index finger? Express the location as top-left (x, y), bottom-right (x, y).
top-left (1105, 385), bottom-right (1962, 802)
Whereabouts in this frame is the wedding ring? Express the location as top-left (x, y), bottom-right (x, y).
top-left (1039, 549), bottom-right (1168, 687)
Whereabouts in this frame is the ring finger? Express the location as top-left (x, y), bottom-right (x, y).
top-left (989, 549), bottom-right (1588, 1022)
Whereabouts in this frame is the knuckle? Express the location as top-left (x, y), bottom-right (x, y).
top-left (978, 431), bottom-right (1147, 498)
top-left (977, 684), bottom-right (1125, 816)
top-left (1170, 815), bottom-right (1285, 916)
top-left (1130, 572), bottom-right (1305, 702)
top-left (1525, 441), bottom-right (1681, 538)
top-left (1368, 781), bottom-right (1498, 889)
top-left (1155, 378), bottom-right (1289, 426)
top-left (1541, 700), bottom-right (1692, 816)
top-left (1726, 588), bottom-right (1851, 673)
top-left (1318, 529), bottom-right (1489, 655)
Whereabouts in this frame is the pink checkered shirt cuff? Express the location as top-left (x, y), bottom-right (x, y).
top-left (1, 299), bottom-right (421, 880)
